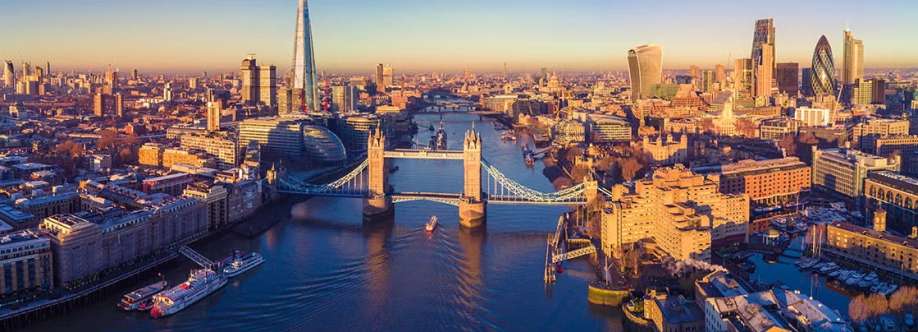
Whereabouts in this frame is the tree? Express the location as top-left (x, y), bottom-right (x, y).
top-left (889, 286), bottom-right (918, 312)
top-left (97, 129), bottom-right (119, 151)
top-left (849, 295), bottom-right (868, 323)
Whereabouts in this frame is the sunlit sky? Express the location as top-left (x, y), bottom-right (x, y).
top-left (2, 0), bottom-right (916, 73)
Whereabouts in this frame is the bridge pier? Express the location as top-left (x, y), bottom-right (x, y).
top-left (363, 195), bottom-right (393, 221)
top-left (458, 199), bottom-right (486, 228)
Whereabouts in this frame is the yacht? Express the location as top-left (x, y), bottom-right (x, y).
top-left (425, 215), bottom-right (438, 233)
top-left (150, 269), bottom-right (227, 318)
top-left (118, 280), bottom-right (167, 311)
top-left (223, 251), bottom-right (265, 278)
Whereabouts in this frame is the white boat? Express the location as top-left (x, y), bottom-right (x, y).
top-left (425, 215), bottom-right (438, 232)
top-left (222, 251), bottom-right (265, 278)
top-left (150, 269), bottom-right (227, 318)
top-left (118, 280), bottom-right (167, 311)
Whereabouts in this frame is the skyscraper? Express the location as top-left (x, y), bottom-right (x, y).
top-left (776, 62), bottom-right (799, 97)
top-left (207, 100), bottom-right (222, 132)
top-left (376, 64), bottom-right (393, 93)
top-left (842, 29), bottom-right (864, 85)
top-left (811, 35), bottom-right (837, 97)
top-left (2, 61), bottom-right (13, 87)
top-left (240, 55), bottom-right (278, 109)
top-left (627, 44), bottom-right (662, 102)
top-left (715, 64), bottom-right (726, 86)
top-left (292, 0), bottom-right (319, 113)
top-left (751, 18), bottom-right (776, 100)
top-left (240, 56), bottom-right (259, 105)
top-left (734, 58), bottom-right (754, 96)
top-left (104, 66), bottom-right (118, 94)
top-left (258, 65), bottom-right (277, 108)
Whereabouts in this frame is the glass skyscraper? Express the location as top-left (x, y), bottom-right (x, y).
top-left (810, 35), bottom-right (837, 97)
top-left (292, 0), bottom-right (319, 113)
top-left (627, 44), bottom-right (662, 102)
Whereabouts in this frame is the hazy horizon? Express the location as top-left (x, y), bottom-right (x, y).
top-left (3, 0), bottom-right (917, 73)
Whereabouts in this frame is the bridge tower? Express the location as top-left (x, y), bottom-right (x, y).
top-left (459, 130), bottom-right (486, 228)
top-left (364, 127), bottom-right (392, 220)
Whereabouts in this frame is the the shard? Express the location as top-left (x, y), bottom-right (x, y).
top-left (292, 0), bottom-right (319, 113)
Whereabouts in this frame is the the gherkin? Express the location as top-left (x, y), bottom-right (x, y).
top-left (810, 35), bottom-right (837, 97)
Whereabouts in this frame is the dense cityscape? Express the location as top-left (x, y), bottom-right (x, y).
top-left (1, 0), bottom-right (917, 331)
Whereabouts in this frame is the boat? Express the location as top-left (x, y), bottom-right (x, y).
top-left (828, 269), bottom-right (843, 279)
top-left (881, 283), bottom-right (898, 296)
top-left (222, 251), bottom-right (265, 278)
top-left (798, 258), bottom-right (819, 270)
top-left (524, 153), bottom-right (535, 167)
top-left (835, 270), bottom-right (852, 281)
top-left (425, 215), bottom-right (438, 233)
top-left (150, 268), bottom-right (227, 318)
top-left (501, 131), bottom-right (516, 141)
top-left (857, 278), bottom-right (875, 289)
top-left (118, 280), bottom-right (167, 311)
top-left (845, 272), bottom-right (864, 286)
top-left (818, 263), bottom-right (838, 274)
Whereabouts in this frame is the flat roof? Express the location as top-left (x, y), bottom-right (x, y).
top-left (868, 171), bottom-right (918, 194)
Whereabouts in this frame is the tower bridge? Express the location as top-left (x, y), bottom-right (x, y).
top-left (274, 128), bottom-right (602, 228)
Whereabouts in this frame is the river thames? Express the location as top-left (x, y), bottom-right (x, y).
top-left (27, 113), bottom-right (625, 331)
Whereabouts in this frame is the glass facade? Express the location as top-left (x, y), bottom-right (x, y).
top-left (810, 35), bottom-right (837, 97)
top-left (302, 125), bottom-right (347, 164)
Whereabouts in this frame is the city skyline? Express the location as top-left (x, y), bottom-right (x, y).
top-left (3, 0), bottom-right (917, 73)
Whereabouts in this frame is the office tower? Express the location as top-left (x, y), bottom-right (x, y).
top-left (33, 66), bottom-right (44, 81)
top-left (700, 70), bottom-right (715, 93)
top-left (115, 93), bottom-right (124, 117)
top-left (689, 65), bottom-right (700, 83)
top-left (188, 77), bottom-right (198, 90)
top-left (278, 87), bottom-right (292, 115)
top-left (776, 62), bottom-right (799, 96)
top-left (20, 62), bottom-right (31, 78)
top-left (2, 61), bottom-right (13, 87)
top-left (331, 85), bottom-right (358, 113)
top-left (240, 56), bottom-right (258, 104)
top-left (164, 82), bottom-right (174, 101)
top-left (843, 29), bottom-right (864, 85)
top-left (93, 92), bottom-right (105, 117)
top-left (45, 61), bottom-right (50, 76)
top-left (292, 0), bottom-right (319, 112)
top-left (132, 68), bottom-right (139, 81)
top-left (207, 100), bottom-right (222, 132)
top-left (801, 68), bottom-right (814, 97)
top-left (258, 65), bottom-right (277, 107)
top-left (733, 58), bottom-right (753, 95)
top-left (627, 44), bottom-right (663, 101)
top-left (751, 18), bottom-right (775, 100)
top-left (104, 66), bottom-right (118, 94)
top-left (715, 64), bottom-right (726, 85)
top-left (810, 35), bottom-right (837, 97)
top-left (376, 64), bottom-right (393, 93)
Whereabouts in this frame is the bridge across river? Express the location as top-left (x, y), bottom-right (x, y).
top-left (274, 128), bottom-right (603, 228)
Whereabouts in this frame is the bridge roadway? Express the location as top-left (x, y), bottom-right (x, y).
top-left (383, 149), bottom-right (464, 160)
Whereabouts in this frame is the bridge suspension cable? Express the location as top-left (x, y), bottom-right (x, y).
top-left (480, 159), bottom-right (586, 204)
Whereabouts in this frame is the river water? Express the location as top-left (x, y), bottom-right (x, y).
top-left (28, 113), bottom-right (624, 331)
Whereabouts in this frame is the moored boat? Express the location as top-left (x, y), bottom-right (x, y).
top-left (150, 269), bottom-right (227, 318)
top-left (118, 280), bottom-right (168, 311)
top-left (222, 251), bottom-right (265, 278)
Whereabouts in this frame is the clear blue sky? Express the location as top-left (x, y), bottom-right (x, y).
top-left (2, 0), bottom-right (916, 73)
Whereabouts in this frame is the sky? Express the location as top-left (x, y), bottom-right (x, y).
top-left (2, 0), bottom-right (917, 73)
